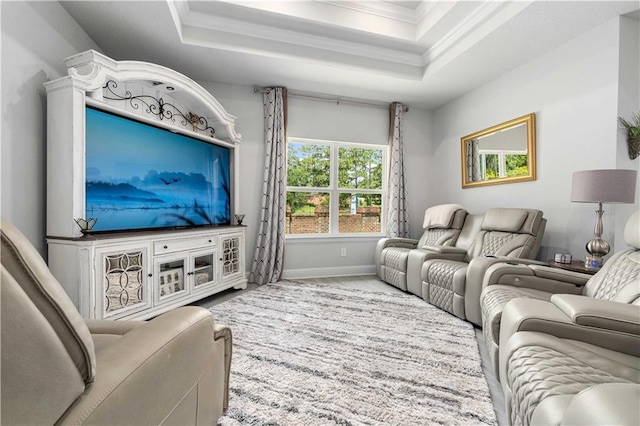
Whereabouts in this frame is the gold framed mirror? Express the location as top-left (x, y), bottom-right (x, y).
top-left (461, 113), bottom-right (536, 188)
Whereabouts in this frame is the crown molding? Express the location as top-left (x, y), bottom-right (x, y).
top-left (167, 0), bottom-right (535, 81)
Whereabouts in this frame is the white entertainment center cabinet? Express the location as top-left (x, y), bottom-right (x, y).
top-left (44, 50), bottom-right (247, 320)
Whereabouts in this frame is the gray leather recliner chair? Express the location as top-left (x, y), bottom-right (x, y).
top-left (420, 208), bottom-right (546, 320)
top-left (501, 329), bottom-right (639, 426)
top-left (1, 219), bottom-right (232, 425)
top-left (481, 209), bottom-right (640, 381)
top-left (375, 205), bottom-right (467, 291)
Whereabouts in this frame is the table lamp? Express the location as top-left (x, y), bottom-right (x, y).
top-left (571, 169), bottom-right (637, 269)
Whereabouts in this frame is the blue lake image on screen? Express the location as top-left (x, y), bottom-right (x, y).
top-left (85, 107), bottom-right (231, 232)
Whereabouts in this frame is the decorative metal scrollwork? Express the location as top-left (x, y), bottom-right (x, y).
top-left (102, 80), bottom-right (215, 137)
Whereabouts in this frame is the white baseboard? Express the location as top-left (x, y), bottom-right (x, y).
top-left (282, 265), bottom-right (376, 280)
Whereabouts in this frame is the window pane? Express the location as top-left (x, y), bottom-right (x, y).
top-left (506, 154), bottom-right (528, 177)
top-left (481, 154), bottom-right (500, 180)
top-left (286, 191), bottom-right (329, 234)
top-left (338, 193), bottom-right (382, 234)
top-left (287, 143), bottom-right (330, 188)
top-left (337, 147), bottom-right (383, 189)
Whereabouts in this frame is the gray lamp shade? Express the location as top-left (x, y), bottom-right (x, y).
top-left (571, 169), bottom-right (637, 203)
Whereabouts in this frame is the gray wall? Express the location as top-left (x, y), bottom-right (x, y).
top-left (1, 1), bottom-right (100, 255)
top-left (429, 16), bottom-right (639, 262)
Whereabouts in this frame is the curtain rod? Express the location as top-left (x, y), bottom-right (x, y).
top-left (253, 87), bottom-right (409, 112)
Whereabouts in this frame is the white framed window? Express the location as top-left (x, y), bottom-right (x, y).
top-left (479, 150), bottom-right (528, 180)
top-left (286, 137), bottom-right (387, 236)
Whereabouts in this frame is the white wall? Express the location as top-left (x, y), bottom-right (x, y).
top-left (430, 16), bottom-right (638, 262)
top-left (1, 1), bottom-right (100, 255)
top-left (197, 83), bottom-right (433, 278)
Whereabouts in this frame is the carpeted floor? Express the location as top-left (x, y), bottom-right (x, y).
top-left (209, 280), bottom-right (497, 425)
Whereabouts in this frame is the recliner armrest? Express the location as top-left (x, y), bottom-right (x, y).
top-left (375, 237), bottom-right (418, 276)
top-left (551, 294), bottom-right (640, 335)
top-left (59, 306), bottom-right (229, 425)
top-left (85, 318), bottom-right (144, 335)
top-left (378, 237), bottom-right (418, 250)
top-left (483, 262), bottom-right (590, 293)
top-left (559, 383), bottom-right (640, 426)
top-left (405, 247), bottom-right (470, 296)
top-left (527, 264), bottom-right (592, 284)
top-left (422, 245), bottom-right (467, 256)
top-left (500, 298), bottom-right (640, 358)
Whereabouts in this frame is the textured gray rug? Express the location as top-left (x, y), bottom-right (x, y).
top-left (212, 280), bottom-right (497, 425)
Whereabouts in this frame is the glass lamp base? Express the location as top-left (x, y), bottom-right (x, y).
top-left (584, 255), bottom-right (603, 270)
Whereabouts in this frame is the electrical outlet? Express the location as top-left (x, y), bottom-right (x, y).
top-left (340, 248), bottom-right (347, 257)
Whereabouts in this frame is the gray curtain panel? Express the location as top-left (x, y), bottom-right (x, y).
top-left (466, 139), bottom-right (481, 181)
top-left (249, 87), bottom-right (288, 284)
top-left (386, 102), bottom-right (410, 238)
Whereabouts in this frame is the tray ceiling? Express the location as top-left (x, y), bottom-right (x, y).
top-left (61, 0), bottom-right (639, 109)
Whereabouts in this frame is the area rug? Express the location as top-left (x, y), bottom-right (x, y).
top-left (212, 280), bottom-right (497, 425)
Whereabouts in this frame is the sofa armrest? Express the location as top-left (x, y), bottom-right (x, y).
top-left (375, 237), bottom-right (418, 276)
top-left (483, 262), bottom-right (590, 293)
top-left (405, 247), bottom-right (467, 296)
top-left (59, 306), bottom-right (227, 425)
top-left (214, 323), bottom-right (233, 410)
top-left (464, 257), bottom-right (525, 325)
top-left (559, 383), bottom-right (640, 426)
top-left (377, 237), bottom-right (418, 250)
top-left (85, 318), bottom-right (145, 335)
top-left (422, 245), bottom-right (468, 257)
top-left (551, 294), bottom-right (640, 336)
top-left (500, 298), bottom-right (640, 359)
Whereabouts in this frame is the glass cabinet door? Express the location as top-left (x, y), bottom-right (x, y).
top-left (100, 246), bottom-right (150, 319)
top-left (221, 233), bottom-right (243, 281)
top-left (192, 252), bottom-right (216, 290)
top-left (156, 257), bottom-right (187, 301)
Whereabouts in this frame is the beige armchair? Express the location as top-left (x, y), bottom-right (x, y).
top-left (375, 205), bottom-right (467, 292)
top-left (0, 219), bottom-right (232, 425)
top-left (420, 208), bottom-right (545, 320)
top-left (481, 209), bottom-right (640, 381)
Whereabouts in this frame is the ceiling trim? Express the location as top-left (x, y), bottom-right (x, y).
top-left (317, 1), bottom-right (419, 24)
top-left (166, 0), bottom-right (540, 82)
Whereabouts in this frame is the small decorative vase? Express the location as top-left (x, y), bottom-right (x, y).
top-left (628, 135), bottom-right (640, 160)
top-left (234, 214), bottom-right (245, 226)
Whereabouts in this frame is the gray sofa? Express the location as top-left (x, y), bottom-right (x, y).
top-left (421, 208), bottom-right (546, 321)
top-left (1, 218), bottom-right (232, 425)
top-left (376, 207), bottom-right (547, 323)
top-left (488, 210), bottom-right (640, 425)
top-left (481, 209), bottom-right (640, 382)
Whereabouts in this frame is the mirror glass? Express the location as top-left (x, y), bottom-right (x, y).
top-left (461, 113), bottom-right (536, 188)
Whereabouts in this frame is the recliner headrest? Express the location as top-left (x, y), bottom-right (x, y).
top-left (422, 204), bottom-right (467, 229)
top-left (481, 208), bottom-right (543, 234)
top-left (624, 210), bottom-right (640, 249)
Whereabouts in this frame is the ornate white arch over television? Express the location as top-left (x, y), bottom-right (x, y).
top-left (45, 49), bottom-right (242, 238)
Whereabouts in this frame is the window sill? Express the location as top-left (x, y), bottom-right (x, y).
top-left (285, 234), bottom-right (384, 244)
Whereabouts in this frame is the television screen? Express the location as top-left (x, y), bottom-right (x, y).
top-left (85, 106), bottom-right (231, 232)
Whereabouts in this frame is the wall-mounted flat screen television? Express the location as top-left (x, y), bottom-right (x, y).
top-left (85, 106), bottom-right (231, 233)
